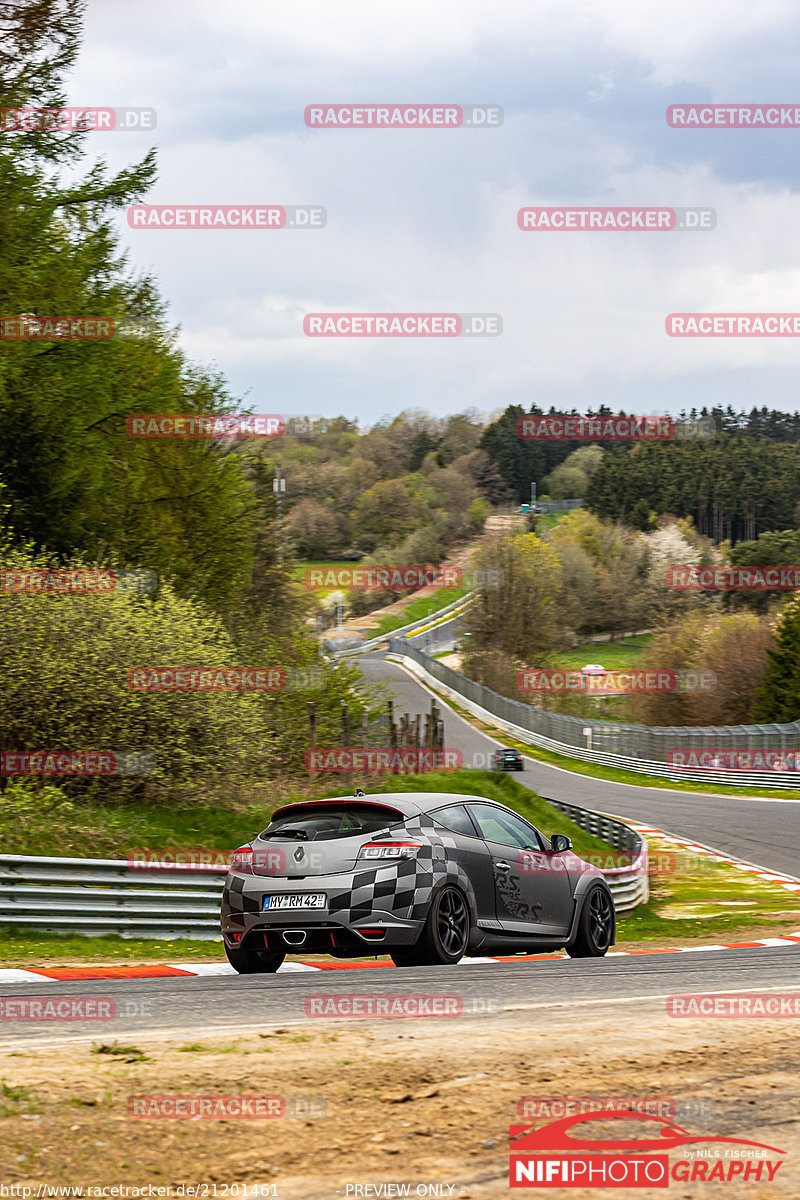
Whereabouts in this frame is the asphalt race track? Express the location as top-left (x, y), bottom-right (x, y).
top-left (361, 651), bottom-right (800, 878)
top-left (1, 946), bottom-right (799, 1045)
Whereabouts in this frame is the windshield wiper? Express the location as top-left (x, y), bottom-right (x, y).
top-left (264, 827), bottom-right (309, 841)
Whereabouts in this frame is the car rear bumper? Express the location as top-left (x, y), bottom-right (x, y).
top-left (221, 869), bottom-right (426, 952)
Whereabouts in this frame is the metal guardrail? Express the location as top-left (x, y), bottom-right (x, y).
top-left (545, 800), bottom-right (649, 912)
top-left (0, 808), bottom-right (648, 938)
top-left (329, 591), bottom-right (476, 657)
top-left (390, 640), bottom-right (800, 790)
top-left (0, 855), bottom-right (224, 940)
top-left (533, 499), bottom-right (584, 513)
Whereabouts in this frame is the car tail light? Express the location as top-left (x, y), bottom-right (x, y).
top-left (230, 845), bottom-right (253, 874)
top-left (358, 841), bottom-right (422, 860)
top-left (359, 928), bottom-right (387, 940)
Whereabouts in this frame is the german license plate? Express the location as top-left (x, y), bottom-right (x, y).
top-left (263, 893), bottom-right (326, 911)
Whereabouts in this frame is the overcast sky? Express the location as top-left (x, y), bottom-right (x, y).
top-left (70, 0), bottom-right (800, 425)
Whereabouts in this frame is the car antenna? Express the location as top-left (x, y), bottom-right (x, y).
top-left (353, 787), bottom-right (365, 797)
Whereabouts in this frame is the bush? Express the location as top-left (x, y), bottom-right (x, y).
top-left (0, 549), bottom-right (275, 796)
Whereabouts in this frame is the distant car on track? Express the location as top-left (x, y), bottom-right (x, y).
top-left (493, 747), bottom-right (524, 771)
top-left (221, 791), bottom-right (615, 973)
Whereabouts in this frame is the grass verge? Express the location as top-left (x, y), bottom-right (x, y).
top-left (0, 928), bottom-right (221, 965)
top-left (615, 831), bottom-right (800, 945)
top-left (371, 587), bottom-right (469, 637)
top-left (550, 635), bottom-right (651, 672)
top-left (0, 782), bottom-right (284, 858)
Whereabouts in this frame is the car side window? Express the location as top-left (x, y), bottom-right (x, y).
top-left (468, 803), bottom-right (543, 850)
top-left (431, 804), bottom-right (480, 838)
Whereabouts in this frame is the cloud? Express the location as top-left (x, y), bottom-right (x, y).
top-left (61, 0), bottom-right (800, 421)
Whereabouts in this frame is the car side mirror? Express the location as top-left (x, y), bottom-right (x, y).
top-left (550, 834), bottom-right (572, 853)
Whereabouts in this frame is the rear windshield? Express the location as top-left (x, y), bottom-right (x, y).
top-left (259, 803), bottom-right (404, 842)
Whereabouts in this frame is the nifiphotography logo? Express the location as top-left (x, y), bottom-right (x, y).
top-left (508, 1109), bottom-right (786, 1188)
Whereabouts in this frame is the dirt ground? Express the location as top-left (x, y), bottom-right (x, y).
top-left (1, 1001), bottom-right (798, 1198)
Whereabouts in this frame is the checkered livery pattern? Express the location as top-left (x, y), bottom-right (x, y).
top-left (325, 813), bottom-right (477, 925)
top-left (220, 811), bottom-right (478, 933)
top-left (222, 874), bottom-right (262, 928)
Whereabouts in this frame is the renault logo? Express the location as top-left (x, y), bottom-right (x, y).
top-left (293, 846), bottom-right (304, 863)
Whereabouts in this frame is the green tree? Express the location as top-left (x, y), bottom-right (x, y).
top-left (629, 498), bottom-right (656, 532)
top-left (542, 445), bottom-right (604, 499)
top-left (632, 612), bottom-right (773, 727)
top-left (750, 595), bottom-right (800, 722)
top-left (0, 548), bottom-right (275, 795)
top-left (545, 510), bottom-right (653, 636)
top-left (586, 434), bottom-right (800, 545)
top-left (727, 530), bottom-right (800, 612)
top-left (468, 497), bottom-right (490, 533)
top-left (466, 532), bottom-right (564, 664)
top-left (0, 0), bottom-right (256, 608)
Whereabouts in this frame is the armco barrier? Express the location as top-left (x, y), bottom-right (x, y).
top-left (328, 591), bottom-right (476, 657)
top-left (544, 800), bottom-right (648, 911)
top-left (0, 812), bottom-right (647, 938)
top-left (389, 639), bottom-right (800, 789)
top-left (0, 855), bottom-right (223, 939)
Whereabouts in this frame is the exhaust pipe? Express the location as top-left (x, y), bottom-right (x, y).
top-left (282, 929), bottom-right (308, 946)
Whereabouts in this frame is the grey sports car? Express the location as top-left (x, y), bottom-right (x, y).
top-left (220, 791), bottom-right (615, 972)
